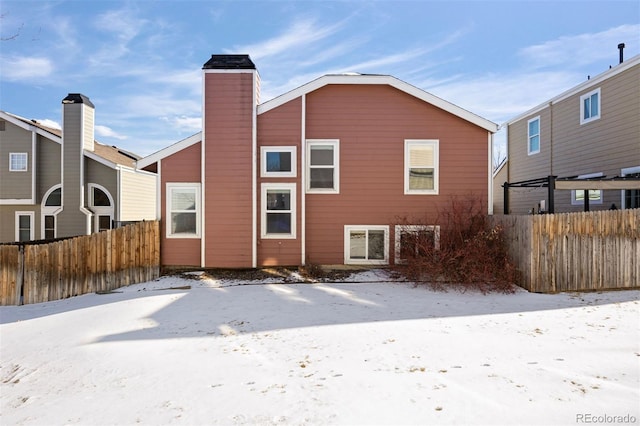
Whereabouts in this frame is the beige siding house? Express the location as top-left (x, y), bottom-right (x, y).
top-left (0, 94), bottom-right (157, 242)
top-left (496, 54), bottom-right (640, 214)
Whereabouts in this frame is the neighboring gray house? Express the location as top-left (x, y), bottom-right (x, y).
top-left (495, 53), bottom-right (640, 214)
top-left (0, 93), bottom-right (156, 242)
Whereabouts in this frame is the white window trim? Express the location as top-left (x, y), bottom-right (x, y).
top-left (404, 139), bottom-right (439, 195)
top-left (527, 116), bottom-right (540, 155)
top-left (260, 146), bottom-right (297, 178)
top-left (394, 225), bottom-right (440, 264)
top-left (9, 152), bottom-right (28, 172)
top-left (344, 225), bottom-right (389, 265)
top-left (571, 172), bottom-right (604, 205)
top-left (306, 139), bottom-right (339, 194)
top-left (88, 183), bottom-right (115, 232)
top-left (261, 182), bottom-right (296, 239)
top-left (166, 183), bottom-right (201, 239)
top-left (580, 88), bottom-right (601, 125)
top-left (41, 185), bottom-right (62, 239)
top-left (15, 211), bottom-right (35, 242)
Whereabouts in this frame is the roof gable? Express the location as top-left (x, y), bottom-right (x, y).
top-left (136, 132), bottom-right (202, 169)
top-left (257, 74), bottom-right (498, 133)
top-left (504, 54), bottom-right (640, 126)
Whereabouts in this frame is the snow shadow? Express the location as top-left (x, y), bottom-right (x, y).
top-left (84, 273), bottom-right (639, 343)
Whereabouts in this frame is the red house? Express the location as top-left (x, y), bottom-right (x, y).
top-left (137, 55), bottom-right (498, 268)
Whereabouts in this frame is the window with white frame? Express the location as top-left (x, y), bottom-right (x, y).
top-left (88, 184), bottom-right (114, 232)
top-left (15, 211), bottom-right (34, 242)
top-left (394, 225), bottom-right (440, 264)
top-left (405, 140), bottom-right (438, 194)
top-left (261, 146), bottom-right (296, 177)
top-left (527, 116), bottom-right (540, 155)
top-left (9, 153), bottom-right (28, 171)
top-left (307, 140), bottom-right (339, 193)
top-left (571, 173), bottom-right (603, 205)
top-left (344, 225), bottom-right (389, 265)
top-left (261, 183), bottom-right (296, 238)
top-left (580, 88), bottom-right (601, 124)
top-left (166, 183), bottom-right (201, 238)
top-left (41, 186), bottom-right (62, 239)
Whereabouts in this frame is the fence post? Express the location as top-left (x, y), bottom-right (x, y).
top-left (16, 245), bottom-right (24, 306)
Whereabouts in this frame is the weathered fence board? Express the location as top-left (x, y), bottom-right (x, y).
top-left (493, 210), bottom-right (639, 293)
top-left (0, 221), bottom-right (160, 306)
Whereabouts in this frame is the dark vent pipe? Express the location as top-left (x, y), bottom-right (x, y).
top-left (618, 43), bottom-right (625, 64)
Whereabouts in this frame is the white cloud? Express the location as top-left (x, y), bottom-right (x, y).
top-left (161, 115), bottom-right (202, 132)
top-left (96, 125), bottom-right (127, 140)
top-left (229, 18), bottom-right (346, 60)
top-left (518, 24), bottom-right (640, 69)
top-left (36, 119), bottom-right (61, 130)
top-left (2, 56), bottom-right (53, 81)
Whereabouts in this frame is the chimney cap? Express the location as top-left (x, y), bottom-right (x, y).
top-left (202, 54), bottom-right (256, 70)
top-left (62, 93), bottom-right (95, 108)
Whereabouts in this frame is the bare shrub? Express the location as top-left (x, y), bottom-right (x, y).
top-left (395, 196), bottom-right (519, 293)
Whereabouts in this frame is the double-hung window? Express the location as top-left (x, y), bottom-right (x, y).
top-left (307, 140), bottom-right (339, 193)
top-left (405, 140), bottom-right (438, 194)
top-left (15, 211), bottom-right (34, 242)
top-left (261, 146), bottom-right (296, 177)
top-left (166, 183), bottom-right (201, 238)
top-left (9, 153), bottom-right (28, 171)
top-left (261, 183), bottom-right (296, 239)
top-left (580, 88), bottom-right (600, 124)
top-left (527, 116), bottom-right (540, 155)
top-left (344, 225), bottom-right (389, 265)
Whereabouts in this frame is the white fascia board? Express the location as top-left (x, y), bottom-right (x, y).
top-left (0, 111), bottom-right (62, 143)
top-left (136, 132), bottom-right (202, 170)
top-left (84, 150), bottom-right (117, 169)
top-left (503, 55), bottom-right (640, 127)
top-left (257, 74), bottom-right (498, 133)
top-left (0, 199), bottom-right (35, 205)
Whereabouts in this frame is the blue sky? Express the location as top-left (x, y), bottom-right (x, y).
top-left (1, 1), bottom-right (639, 160)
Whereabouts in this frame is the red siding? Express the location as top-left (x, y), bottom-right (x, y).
top-left (203, 72), bottom-right (255, 268)
top-left (160, 142), bottom-right (201, 267)
top-left (303, 84), bottom-right (489, 264)
top-left (257, 98), bottom-right (302, 266)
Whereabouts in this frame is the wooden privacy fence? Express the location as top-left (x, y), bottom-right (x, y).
top-left (492, 210), bottom-right (639, 293)
top-left (0, 221), bottom-right (160, 306)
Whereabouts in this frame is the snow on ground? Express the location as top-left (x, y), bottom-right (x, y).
top-left (1, 270), bottom-right (639, 426)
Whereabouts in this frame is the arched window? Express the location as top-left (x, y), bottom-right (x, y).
top-left (88, 184), bottom-right (114, 232)
top-left (41, 185), bottom-right (62, 239)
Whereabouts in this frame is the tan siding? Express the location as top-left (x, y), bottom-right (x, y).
top-left (505, 63), bottom-right (640, 214)
top-left (120, 169), bottom-right (157, 221)
top-left (160, 142), bottom-right (201, 267)
top-left (0, 206), bottom-right (40, 242)
top-left (203, 72), bottom-right (255, 268)
top-left (58, 103), bottom-right (89, 237)
top-left (37, 137), bottom-right (61, 201)
top-left (256, 98), bottom-right (303, 266)
top-left (0, 121), bottom-right (33, 199)
top-left (304, 84), bottom-right (489, 264)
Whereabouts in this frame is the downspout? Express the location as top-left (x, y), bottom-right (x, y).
top-left (487, 132), bottom-right (493, 214)
top-left (300, 94), bottom-right (306, 265)
top-left (31, 131), bottom-right (36, 204)
top-left (201, 71), bottom-right (206, 268)
top-left (252, 71), bottom-right (258, 268)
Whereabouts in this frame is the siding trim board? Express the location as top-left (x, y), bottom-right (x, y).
top-left (505, 55), bottom-right (640, 126)
top-left (259, 74), bottom-right (498, 133)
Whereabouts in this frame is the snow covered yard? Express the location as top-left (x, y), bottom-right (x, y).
top-left (1, 270), bottom-right (638, 426)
